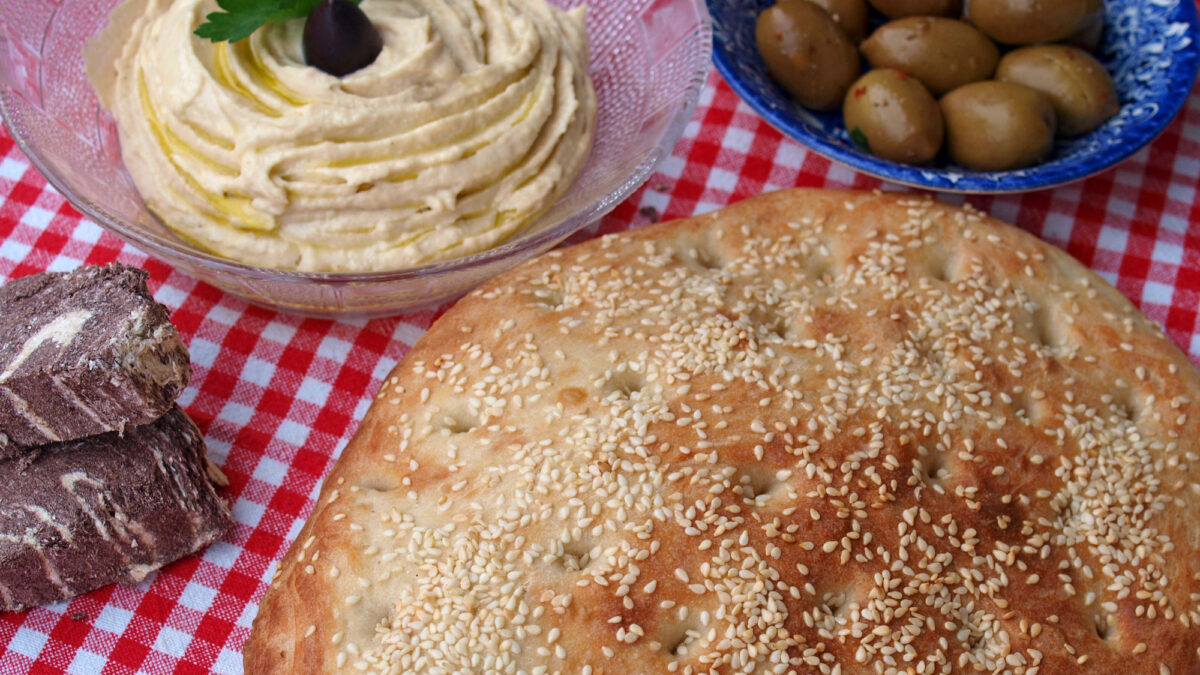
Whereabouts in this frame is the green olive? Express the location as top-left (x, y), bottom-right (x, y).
top-left (844, 69), bottom-right (944, 164)
top-left (940, 81), bottom-right (1057, 171)
top-left (1066, 11), bottom-right (1105, 53)
top-left (866, 0), bottom-right (961, 18)
top-left (809, 0), bottom-right (870, 43)
top-left (997, 45), bottom-right (1118, 136)
top-left (861, 18), bottom-right (999, 96)
top-left (755, 0), bottom-right (861, 110)
top-left (967, 0), bottom-right (1103, 45)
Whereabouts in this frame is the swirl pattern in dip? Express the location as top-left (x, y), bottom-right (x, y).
top-left (88, 0), bottom-right (596, 272)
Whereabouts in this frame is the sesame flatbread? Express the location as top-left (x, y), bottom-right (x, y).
top-left (246, 188), bottom-right (1200, 674)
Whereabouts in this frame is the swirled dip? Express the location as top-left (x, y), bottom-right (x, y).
top-left (87, 0), bottom-right (595, 272)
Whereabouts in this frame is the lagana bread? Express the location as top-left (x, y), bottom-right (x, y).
top-left (246, 189), bottom-right (1200, 674)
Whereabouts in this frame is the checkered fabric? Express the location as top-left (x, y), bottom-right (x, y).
top-left (1, 68), bottom-right (1199, 674)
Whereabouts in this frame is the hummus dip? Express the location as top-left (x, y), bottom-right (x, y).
top-left (87, 0), bottom-right (595, 273)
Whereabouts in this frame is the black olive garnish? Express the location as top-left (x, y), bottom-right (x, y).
top-left (303, 0), bottom-right (383, 77)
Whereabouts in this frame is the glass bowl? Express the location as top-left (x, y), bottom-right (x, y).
top-left (710, 0), bottom-right (1200, 193)
top-left (0, 0), bottom-right (712, 316)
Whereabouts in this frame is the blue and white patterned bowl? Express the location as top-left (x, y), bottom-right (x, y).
top-left (710, 0), bottom-right (1200, 193)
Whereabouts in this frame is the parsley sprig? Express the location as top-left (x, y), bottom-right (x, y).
top-left (194, 0), bottom-right (362, 43)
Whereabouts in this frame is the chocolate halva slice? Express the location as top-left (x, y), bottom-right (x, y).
top-left (0, 405), bottom-right (231, 611)
top-left (0, 264), bottom-right (190, 457)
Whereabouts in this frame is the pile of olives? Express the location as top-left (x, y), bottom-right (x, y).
top-left (755, 0), bottom-right (1119, 171)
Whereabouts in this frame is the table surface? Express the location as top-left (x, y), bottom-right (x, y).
top-left (1, 65), bottom-right (1199, 673)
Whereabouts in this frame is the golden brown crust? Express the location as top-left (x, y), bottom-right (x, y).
top-left (247, 189), bottom-right (1200, 674)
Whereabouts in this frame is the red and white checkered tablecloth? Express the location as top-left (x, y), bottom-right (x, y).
top-left (1, 67), bottom-right (1199, 674)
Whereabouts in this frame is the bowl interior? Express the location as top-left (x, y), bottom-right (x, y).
top-left (710, 0), bottom-right (1200, 193)
top-left (0, 0), bottom-right (712, 315)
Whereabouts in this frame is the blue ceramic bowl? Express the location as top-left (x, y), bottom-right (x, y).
top-left (711, 0), bottom-right (1200, 193)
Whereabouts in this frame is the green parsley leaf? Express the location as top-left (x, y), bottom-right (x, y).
top-left (193, 0), bottom-right (361, 43)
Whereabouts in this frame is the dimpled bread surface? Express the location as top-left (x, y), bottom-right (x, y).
top-left (246, 189), bottom-right (1200, 674)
